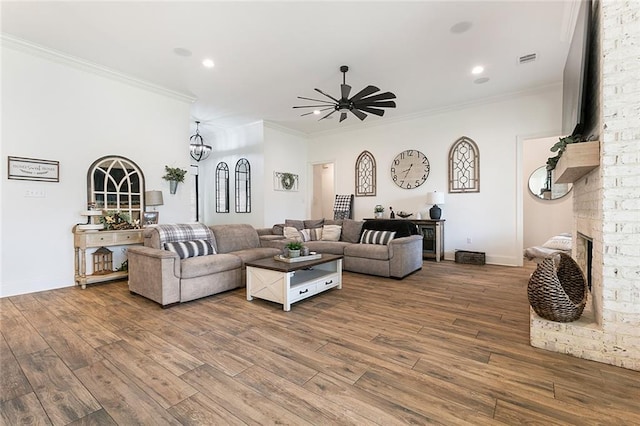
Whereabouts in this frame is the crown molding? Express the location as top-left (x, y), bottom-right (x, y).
top-left (263, 120), bottom-right (309, 138)
top-left (1, 33), bottom-right (197, 104)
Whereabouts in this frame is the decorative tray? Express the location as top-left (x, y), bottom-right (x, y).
top-left (274, 253), bottom-right (322, 263)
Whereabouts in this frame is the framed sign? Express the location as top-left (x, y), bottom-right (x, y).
top-left (143, 211), bottom-right (159, 226)
top-left (8, 156), bottom-right (59, 182)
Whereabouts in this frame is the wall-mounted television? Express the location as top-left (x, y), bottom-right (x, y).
top-left (561, 0), bottom-right (592, 137)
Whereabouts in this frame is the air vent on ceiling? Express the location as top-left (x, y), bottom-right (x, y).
top-left (518, 53), bottom-right (537, 64)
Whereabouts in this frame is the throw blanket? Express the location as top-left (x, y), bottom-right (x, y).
top-left (155, 223), bottom-right (213, 245)
top-left (362, 219), bottom-right (419, 238)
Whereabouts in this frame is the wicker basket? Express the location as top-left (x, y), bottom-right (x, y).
top-left (527, 252), bottom-right (588, 322)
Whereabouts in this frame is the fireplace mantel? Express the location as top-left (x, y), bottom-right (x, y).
top-left (554, 141), bottom-right (600, 184)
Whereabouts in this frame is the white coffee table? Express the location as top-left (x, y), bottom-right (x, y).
top-left (246, 254), bottom-right (343, 311)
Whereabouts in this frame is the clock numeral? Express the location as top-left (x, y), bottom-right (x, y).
top-left (407, 150), bottom-right (414, 156)
top-left (392, 175), bottom-right (398, 181)
top-left (406, 183), bottom-right (412, 189)
top-left (422, 157), bottom-right (428, 164)
top-left (394, 159), bottom-right (400, 165)
top-left (400, 180), bottom-right (404, 186)
top-left (390, 167), bottom-right (396, 173)
top-left (415, 180), bottom-right (421, 186)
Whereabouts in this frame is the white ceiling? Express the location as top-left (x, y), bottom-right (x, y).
top-left (1, 1), bottom-right (576, 135)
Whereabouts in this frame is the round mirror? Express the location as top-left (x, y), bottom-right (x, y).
top-left (528, 166), bottom-right (572, 200)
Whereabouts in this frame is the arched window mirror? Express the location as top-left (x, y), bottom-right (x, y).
top-left (235, 158), bottom-right (251, 213)
top-left (449, 136), bottom-right (480, 193)
top-left (355, 150), bottom-right (376, 196)
top-left (215, 162), bottom-right (229, 213)
top-left (87, 156), bottom-right (145, 222)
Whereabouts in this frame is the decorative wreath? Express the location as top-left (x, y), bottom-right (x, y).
top-left (281, 173), bottom-right (295, 190)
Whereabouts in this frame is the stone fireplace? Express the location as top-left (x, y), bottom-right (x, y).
top-left (529, 0), bottom-right (639, 371)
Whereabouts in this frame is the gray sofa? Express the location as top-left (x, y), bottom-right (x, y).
top-left (128, 223), bottom-right (280, 307)
top-left (257, 218), bottom-right (423, 279)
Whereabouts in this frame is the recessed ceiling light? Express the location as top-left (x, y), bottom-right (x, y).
top-left (450, 21), bottom-right (472, 34)
top-left (474, 77), bottom-right (490, 84)
top-left (202, 59), bottom-right (215, 68)
top-left (313, 110), bottom-right (321, 115)
top-left (173, 47), bottom-right (192, 57)
top-left (471, 66), bottom-right (484, 75)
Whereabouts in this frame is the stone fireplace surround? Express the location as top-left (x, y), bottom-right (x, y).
top-left (529, 0), bottom-right (639, 371)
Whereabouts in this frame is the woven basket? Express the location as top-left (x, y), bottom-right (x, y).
top-left (527, 252), bottom-right (588, 322)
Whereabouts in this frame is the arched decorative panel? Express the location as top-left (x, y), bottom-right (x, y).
top-left (449, 136), bottom-right (480, 193)
top-left (235, 158), bottom-right (251, 213)
top-left (215, 162), bottom-right (229, 213)
top-left (87, 155), bottom-right (145, 222)
top-left (355, 150), bottom-right (376, 196)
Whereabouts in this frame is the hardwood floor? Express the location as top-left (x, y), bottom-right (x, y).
top-left (2, 261), bottom-right (639, 425)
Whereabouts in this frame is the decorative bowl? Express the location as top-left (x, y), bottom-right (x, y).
top-left (397, 211), bottom-right (413, 218)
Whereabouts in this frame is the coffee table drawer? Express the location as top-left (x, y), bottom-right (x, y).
top-left (316, 273), bottom-right (340, 291)
top-left (289, 281), bottom-right (317, 303)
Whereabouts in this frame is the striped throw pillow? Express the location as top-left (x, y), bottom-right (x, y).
top-left (359, 229), bottom-right (396, 245)
top-left (165, 240), bottom-right (216, 259)
top-left (300, 228), bottom-right (323, 242)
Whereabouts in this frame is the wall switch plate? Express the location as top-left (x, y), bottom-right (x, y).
top-left (466, 237), bottom-right (472, 244)
top-left (25, 189), bottom-right (46, 198)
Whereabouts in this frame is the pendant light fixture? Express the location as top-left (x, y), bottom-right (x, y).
top-left (189, 121), bottom-right (212, 162)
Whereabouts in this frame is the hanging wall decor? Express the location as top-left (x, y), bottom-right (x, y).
top-left (274, 171), bottom-right (299, 191)
top-left (449, 136), bottom-right (480, 193)
top-left (355, 150), bottom-right (376, 196)
top-left (215, 162), bottom-right (229, 213)
top-left (235, 158), bottom-right (251, 213)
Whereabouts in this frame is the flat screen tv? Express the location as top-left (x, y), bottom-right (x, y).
top-left (562, 0), bottom-right (592, 137)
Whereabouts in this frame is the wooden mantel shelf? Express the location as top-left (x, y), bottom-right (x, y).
top-left (554, 141), bottom-right (600, 184)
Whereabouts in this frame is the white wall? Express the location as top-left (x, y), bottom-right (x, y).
top-left (1, 43), bottom-right (193, 297)
top-left (309, 88), bottom-right (562, 266)
top-left (523, 135), bottom-right (573, 248)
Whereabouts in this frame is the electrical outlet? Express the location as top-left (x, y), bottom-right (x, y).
top-left (467, 237), bottom-right (472, 244)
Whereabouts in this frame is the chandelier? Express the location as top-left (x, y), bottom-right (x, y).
top-left (189, 121), bottom-right (212, 162)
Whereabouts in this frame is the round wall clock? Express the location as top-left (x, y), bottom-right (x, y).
top-left (390, 149), bottom-right (430, 189)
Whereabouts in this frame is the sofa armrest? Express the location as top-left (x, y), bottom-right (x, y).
top-left (255, 227), bottom-right (274, 236)
top-left (128, 246), bottom-right (181, 306)
top-left (388, 235), bottom-right (423, 278)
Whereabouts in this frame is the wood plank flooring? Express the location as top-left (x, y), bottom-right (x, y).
top-left (2, 261), bottom-right (639, 425)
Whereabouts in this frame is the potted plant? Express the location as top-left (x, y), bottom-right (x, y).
top-left (285, 241), bottom-right (303, 258)
top-left (374, 204), bottom-right (384, 219)
top-left (546, 134), bottom-right (582, 171)
top-left (162, 166), bottom-right (187, 194)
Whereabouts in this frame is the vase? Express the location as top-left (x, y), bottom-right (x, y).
top-left (374, 212), bottom-right (383, 219)
top-left (169, 180), bottom-right (178, 194)
top-left (301, 246), bottom-right (310, 256)
top-left (288, 249), bottom-right (300, 258)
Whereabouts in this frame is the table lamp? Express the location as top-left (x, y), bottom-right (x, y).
top-left (426, 191), bottom-right (445, 220)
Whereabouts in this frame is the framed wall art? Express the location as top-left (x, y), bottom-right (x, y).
top-left (8, 156), bottom-right (59, 182)
top-left (274, 171), bottom-right (299, 191)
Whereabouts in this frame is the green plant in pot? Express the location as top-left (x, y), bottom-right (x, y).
top-left (162, 166), bottom-right (187, 194)
top-left (285, 241), bottom-right (303, 258)
top-left (546, 134), bottom-right (582, 171)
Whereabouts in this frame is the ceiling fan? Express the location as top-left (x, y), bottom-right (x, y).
top-left (293, 65), bottom-right (397, 122)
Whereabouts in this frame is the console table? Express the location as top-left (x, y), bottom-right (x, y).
top-left (246, 254), bottom-right (342, 311)
top-left (72, 226), bottom-right (143, 289)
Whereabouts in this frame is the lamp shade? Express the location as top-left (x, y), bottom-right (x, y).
top-left (145, 190), bottom-right (164, 207)
top-left (426, 191), bottom-right (445, 205)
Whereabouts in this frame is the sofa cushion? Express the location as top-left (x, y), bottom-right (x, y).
top-left (362, 219), bottom-right (418, 238)
top-left (304, 218), bottom-right (324, 229)
top-left (321, 224), bottom-right (341, 241)
top-left (210, 224), bottom-right (260, 253)
top-left (180, 253), bottom-right (242, 279)
top-left (325, 219), bottom-right (343, 227)
top-left (360, 229), bottom-right (396, 245)
top-left (165, 240), bottom-right (216, 259)
top-left (304, 241), bottom-right (351, 255)
top-left (301, 228), bottom-right (323, 241)
top-left (283, 226), bottom-right (303, 241)
top-left (341, 219), bottom-right (364, 243)
top-left (272, 224), bottom-right (285, 235)
top-left (232, 247), bottom-right (281, 265)
top-left (285, 219), bottom-right (304, 230)
top-left (344, 243), bottom-right (391, 261)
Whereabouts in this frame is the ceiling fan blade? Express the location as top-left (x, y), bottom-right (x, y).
top-left (319, 109), bottom-right (338, 120)
top-left (349, 85), bottom-right (380, 103)
top-left (356, 106), bottom-right (385, 116)
top-left (353, 100), bottom-right (396, 108)
top-left (350, 108), bottom-right (367, 121)
top-left (314, 88), bottom-right (340, 103)
top-left (297, 96), bottom-right (336, 104)
top-left (339, 112), bottom-right (348, 122)
top-left (341, 84), bottom-right (351, 99)
top-left (356, 91), bottom-right (397, 103)
top-left (293, 104), bottom-right (337, 109)
top-left (301, 106), bottom-right (333, 117)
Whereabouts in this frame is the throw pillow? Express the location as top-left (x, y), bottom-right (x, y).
top-left (283, 226), bottom-right (303, 241)
top-left (360, 229), bottom-right (396, 245)
top-left (321, 225), bottom-right (341, 241)
top-left (284, 219), bottom-right (304, 230)
top-left (304, 218), bottom-right (325, 229)
top-left (300, 228), bottom-right (323, 242)
top-left (342, 219), bottom-right (364, 243)
top-left (542, 235), bottom-right (572, 251)
top-left (272, 224), bottom-right (285, 235)
top-left (165, 240), bottom-right (216, 259)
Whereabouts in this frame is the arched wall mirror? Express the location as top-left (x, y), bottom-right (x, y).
top-left (528, 166), bottom-right (572, 200)
top-left (87, 156), bottom-right (145, 221)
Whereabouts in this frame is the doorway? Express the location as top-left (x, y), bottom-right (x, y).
top-left (311, 162), bottom-right (335, 219)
